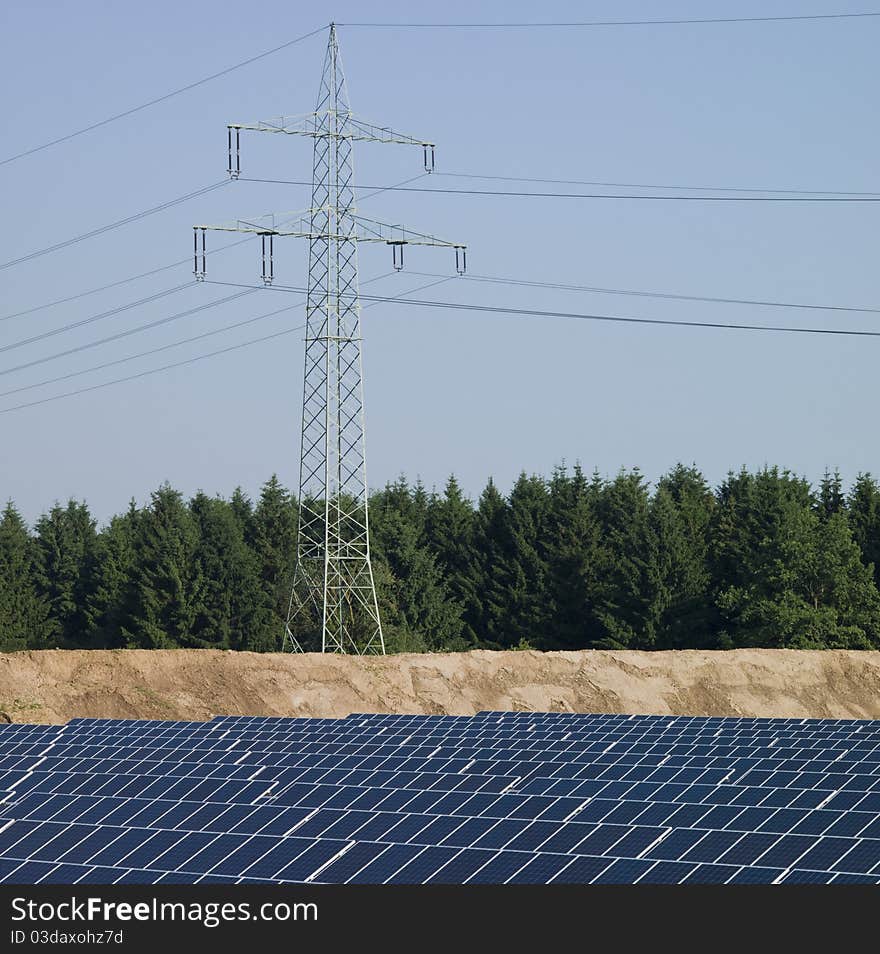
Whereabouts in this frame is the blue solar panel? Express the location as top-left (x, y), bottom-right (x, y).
top-left (1, 712), bottom-right (880, 883)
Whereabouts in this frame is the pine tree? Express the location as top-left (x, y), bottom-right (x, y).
top-left (500, 473), bottom-right (552, 648)
top-left (591, 470), bottom-right (659, 649)
top-left (84, 502), bottom-right (140, 648)
top-left (372, 477), bottom-right (428, 539)
top-left (189, 492), bottom-right (274, 650)
top-left (250, 475), bottom-right (298, 642)
top-left (466, 474), bottom-right (552, 649)
top-left (0, 502), bottom-right (53, 650)
top-left (544, 465), bottom-right (603, 650)
top-left (818, 469), bottom-right (845, 520)
top-left (121, 484), bottom-right (204, 648)
top-left (33, 500), bottom-right (98, 647)
top-left (229, 487), bottom-right (255, 539)
top-left (807, 513), bottom-right (880, 646)
top-left (712, 468), bottom-right (812, 592)
top-left (723, 510), bottom-right (880, 648)
top-left (651, 465), bottom-right (716, 648)
top-left (10, 463), bottom-right (880, 656)
top-left (469, 478), bottom-right (509, 647)
top-left (371, 507), bottom-right (465, 652)
top-left (848, 473), bottom-right (880, 588)
top-left (712, 468), bottom-right (880, 647)
top-left (424, 476), bottom-right (480, 646)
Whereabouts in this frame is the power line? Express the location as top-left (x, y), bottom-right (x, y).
top-left (339, 13), bottom-right (880, 28)
top-left (0, 303), bottom-right (298, 400)
top-left (0, 173), bottom-right (427, 323)
top-left (337, 294), bottom-right (880, 338)
top-left (0, 283), bottom-right (192, 355)
top-left (436, 171), bottom-right (880, 199)
top-left (9, 261), bottom-right (872, 390)
top-left (0, 290), bottom-right (256, 378)
top-left (0, 170), bottom-right (867, 331)
top-left (407, 271), bottom-right (880, 316)
top-left (0, 270), bottom-right (408, 398)
top-left (0, 260), bottom-right (195, 324)
top-left (205, 280), bottom-right (880, 338)
top-left (239, 177), bottom-right (880, 202)
top-left (0, 325), bottom-right (299, 415)
top-left (0, 25), bottom-right (328, 167)
top-left (0, 273), bottom-right (451, 413)
top-left (2, 270), bottom-right (869, 416)
top-left (0, 180), bottom-right (230, 272)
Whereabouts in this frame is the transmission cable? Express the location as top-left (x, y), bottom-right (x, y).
top-left (205, 280), bottom-right (880, 338)
top-left (7, 271), bottom-right (868, 414)
top-left (0, 290), bottom-right (256, 377)
top-left (0, 271), bottom-right (404, 398)
top-left (0, 26), bottom-right (327, 167)
top-left (435, 171), bottom-right (880, 199)
top-left (405, 271), bottom-right (880, 316)
top-left (0, 180), bottom-right (230, 272)
top-left (0, 327), bottom-right (299, 415)
top-left (239, 177), bottom-right (880, 202)
top-left (339, 13), bottom-right (880, 28)
top-left (0, 283), bottom-right (192, 355)
top-left (0, 303), bottom-right (298, 400)
top-left (1, 261), bottom-right (198, 324)
top-left (0, 173), bottom-right (426, 323)
top-left (0, 274), bottom-right (452, 413)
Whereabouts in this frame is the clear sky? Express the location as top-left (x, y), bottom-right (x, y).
top-left (2, 1), bottom-right (878, 524)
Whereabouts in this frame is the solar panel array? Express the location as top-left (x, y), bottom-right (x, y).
top-left (1, 711), bottom-right (879, 884)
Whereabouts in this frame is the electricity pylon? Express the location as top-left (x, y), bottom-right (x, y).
top-left (193, 23), bottom-right (466, 654)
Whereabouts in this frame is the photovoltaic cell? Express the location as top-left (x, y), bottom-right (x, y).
top-left (0, 712), bottom-right (879, 884)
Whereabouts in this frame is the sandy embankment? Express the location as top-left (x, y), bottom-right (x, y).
top-left (1, 648), bottom-right (879, 723)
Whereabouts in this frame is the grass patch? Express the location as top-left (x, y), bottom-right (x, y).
top-left (133, 686), bottom-right (172, 712)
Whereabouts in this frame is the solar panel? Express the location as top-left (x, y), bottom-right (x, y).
top-left (0, 712), bottom-right (879, 884)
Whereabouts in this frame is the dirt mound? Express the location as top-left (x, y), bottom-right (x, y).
top-left (1, 648), bottom-right (880, 724)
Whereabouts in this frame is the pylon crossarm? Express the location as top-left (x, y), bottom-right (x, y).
top-left (192, 213), bottom-right (466, 281)
top-left (195, 211), bottom-right (460, 245)
top-left (227, 110), bottom-right (436, 176)
top-left (230, 113), bottom-right (432, 145)
top-left (194, 208), bottom-right (313, 235)
top-left (229, 112), bottom-right (320, 135)
top-left (351, 214), bottom-right (464, 248)
top-left (347, 116), bottom-right (434, 149)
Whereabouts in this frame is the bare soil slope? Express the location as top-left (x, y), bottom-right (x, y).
top-left (1, 649), bottom-right (880, 724)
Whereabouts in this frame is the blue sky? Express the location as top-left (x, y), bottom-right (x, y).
top-left (2, 1), bottom-right (878, 523)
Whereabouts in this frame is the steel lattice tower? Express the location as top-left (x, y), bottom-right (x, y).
top-left (193, 24), bottom-right (465, 654)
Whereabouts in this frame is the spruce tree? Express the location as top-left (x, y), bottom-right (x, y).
top-left (229, 487), bottom-right (255, 539)
top-left (498, 473), bottom-right (552, 648)
top-left (544, 465), bottom-right (603, 650)
top-left (0, 502), bottom-right (53, 650)
top-left (121, 484), bottom-right (204, 648)
top-left (651, 465), bottom-right (716, 648)
top-left (469, 478), bottom-right (509, 647)
top-left (189, 492), bottom-right (274, 650)
top-left (250, 475), bottom-right (298, 639)
top-left (372, 477), bottom-right (429, 539)
top-left (424, 476), bottom-right (480, 645)
top-left (848, 473), bottom-right (880, 588)
top-left (33, 500), bottom-right (98, 647)
top-left (371, 507), bottom-right (465, 651)
top-left (84, 502), bottom-right (140, 648)
top-left (818, 469), bottom-right (845, 520)
top-left (591, 470), bottom-right (658, 649)
top-left (712, 468), bottom-right (880, 647)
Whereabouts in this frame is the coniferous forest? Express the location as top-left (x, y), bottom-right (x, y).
top-left (2, 464), bottom-right (880, 653)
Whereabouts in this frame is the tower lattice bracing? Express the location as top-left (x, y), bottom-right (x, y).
top-left (193, 24), bottom-right (465, 654)
top-left (288, 30), bottom-right (380, 654)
